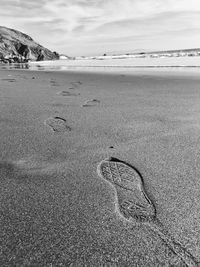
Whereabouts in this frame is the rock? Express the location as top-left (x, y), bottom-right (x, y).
top-left (0, 26), bottom-right (59, 62)
top-left (36, 49), bottom-right (45, 61)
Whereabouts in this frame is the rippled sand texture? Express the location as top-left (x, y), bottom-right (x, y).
top-left (0, 68), bottom-right (200, 266)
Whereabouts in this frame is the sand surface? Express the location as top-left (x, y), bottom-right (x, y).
top-left (0, 68), bottom-right (200, 266)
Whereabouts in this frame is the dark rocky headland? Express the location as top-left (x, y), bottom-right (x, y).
top-left (0, 26), bottom-right (59, 63)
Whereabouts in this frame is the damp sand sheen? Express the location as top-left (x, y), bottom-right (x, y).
top-left (97, 157), bottom-right (198, 267)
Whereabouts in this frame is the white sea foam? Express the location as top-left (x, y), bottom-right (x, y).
top-left (27, 56), bottom-right (200, 75)
top-left (30, 56), bottom-right (200, 68)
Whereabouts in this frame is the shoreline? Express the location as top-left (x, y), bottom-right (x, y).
top-left (2, 63), bottom-right (200, 79)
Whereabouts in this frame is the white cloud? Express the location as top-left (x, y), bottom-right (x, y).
top-left (0, 0), bottom-right (200, 55)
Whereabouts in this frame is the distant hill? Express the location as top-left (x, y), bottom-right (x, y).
top-left (82, 48), bottom-right (200, 60)
top-left (0, 26), bottom-right (59, 62)
top-left (146, 48), bottom-right (200, 55)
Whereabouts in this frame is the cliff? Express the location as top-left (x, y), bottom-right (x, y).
top-left (0, 26), bottom-right (59, 62)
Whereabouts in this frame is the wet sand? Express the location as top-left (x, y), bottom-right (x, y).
top-left (0, 68), bottom-right (200, 266)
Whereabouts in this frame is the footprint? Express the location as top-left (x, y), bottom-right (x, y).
top-left (57, 91), bottom-right (80, 96)
top-left (1, 78), bottom-right (16, 82)
top-left (97, 157), bottom-right (198, 267)
top-left (70, 81), bottom-right (82, 89)
top-left (44, 116), bottom-right (71, 132)
top-left (72, 81), bottom-right (82, 86)
top-left (50, 80), bottom-right (59, 86)
top-left (97, 157), bottom-right (155, 221)
top-left (82, 99), bottom-right (100, 107)
top-left (51, 103), bottom-right (66, 107)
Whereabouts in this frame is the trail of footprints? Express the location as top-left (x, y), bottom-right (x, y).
top-left (44, 79), bottom-right (198, 266)
top-left (45, 80), bottom-right (100, 132)
top-left (56, 81), bottom-right (82, 97)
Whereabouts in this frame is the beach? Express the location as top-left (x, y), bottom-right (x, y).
top-left (1, 67), bottom-right (200, 266)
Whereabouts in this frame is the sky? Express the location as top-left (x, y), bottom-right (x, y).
top-left (0, 0), bottom-right (200, 56)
